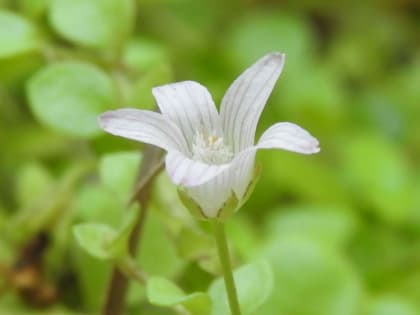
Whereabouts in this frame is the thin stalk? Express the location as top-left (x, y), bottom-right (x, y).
top-left (213, 221), bottom-right (241, 315)
top-left (117, 257), bottom-right (148, 285)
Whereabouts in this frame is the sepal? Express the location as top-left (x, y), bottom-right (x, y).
top-left (177, 166), bottom-right (261, 221)
top-left (216, 191), bottom-right (239, 222)
top-left (238, 164), bottom-right (262, 209)
top-left (178, 187), bottom-right (239, 222)
top-left (178, 186), bottom-right (207, 220)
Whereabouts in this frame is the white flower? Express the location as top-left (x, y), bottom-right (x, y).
top-left (99, 53), bottom-right (320, 219)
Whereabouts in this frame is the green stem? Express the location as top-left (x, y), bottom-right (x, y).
top-left (213, 221), bottom-right (241, 315)
top-left (117, 257), bottom-right (148, 285)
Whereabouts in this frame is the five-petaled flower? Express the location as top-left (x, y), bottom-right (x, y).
top-left (99, 53), bottom-right (320, 220)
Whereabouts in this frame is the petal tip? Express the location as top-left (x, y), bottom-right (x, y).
top-left (152, 80), bottom-right (204, 93)
top-left (265, 52), bottom-right (286, 63)
top-left (97, 111), bottom-right (113, 129)
top-left (295, 145), bottom-right (320, 155)
top-left (304, 138), bottom-right (321, 154)
top-left (305, 140), bottom-right (321, 154)
top-left (97, 109), bottom-right (130, 130)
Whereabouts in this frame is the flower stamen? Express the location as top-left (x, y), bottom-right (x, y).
top-left (192, 131), bottom-right (233, 165)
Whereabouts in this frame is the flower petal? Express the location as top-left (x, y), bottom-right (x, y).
top-left (257, 122), bottom-right (320, 154)
top-left (185, 170), bottom-right (234, 218)
top-left (152, 81), bottom-right (222, 146)
top-left (231, 149), bottom-right (257, 199)
top-left (183, 148), bottom-right (257, 218)
top-left (220, 52), bottom-right (285, 153)
top-left (165, 151), bottom-right (229, 187)
top-left (98, 109), bottom-right (188, 153)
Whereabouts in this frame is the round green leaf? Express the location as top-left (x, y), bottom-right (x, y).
top-left (139, 209), bottom-right (184, 277)
top-left (15, 162), bottom-right (54, 208)
top-left (175, 226), bottom-right (213, 261)
top-left (265, 205), bottom-right (357, 247)
top-left (49, 0), bottom-right (135, 48)
top-left (72, 184), bottom-right (122, 226)
top-left (130, 64), bottom-right (173, 110)
top-left (225, 12), bottom-right (315, 71)
top-left (123, 38), bottom-right (169, 73)
top-left (0, 51), bottom-right (44, 87)
top-left (107, 208), bottom-right (138, 258)
top-left (209, 260), bottom-right (273, 315)
top-left (147, 277), bottom-right (211, 315)
top-left (27, 62), bottom-right (115, 138)
top-left (0, 10), bottom-right (39, 58)
top-left (73, 223), bottom-right (117, 260)
top-left (260, 238), bottom-right (362, 315)
top-left (147, 277), bottom-right (184, 305)
top-left (251, 152), bottom-right (347, 212)
top-left (366, 295), bottom-right (418, 315)
top-left (19, 0), bottom-right (50, 19)
top-left (72, 244), bottom-right (112, 310)
top-left (73, 208), bottom-right (137, 261)
top-left (99, 151), bottom-right (141, 203)
top-left (342, 134), bottom-right (414, 224)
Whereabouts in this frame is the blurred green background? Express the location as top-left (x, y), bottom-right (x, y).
top-left (0, 0), bottom-right (419, 314)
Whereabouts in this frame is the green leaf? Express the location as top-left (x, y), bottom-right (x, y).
top-left (73, 222), bottom-right (117, 260)
top-left (99, 151), bottom-right (141, 203)
top-left (10, 162), bottom-right (92, 243)
top-left (72, 184), bottom-right (122, 226)
top-left (342, 134), bottom-right (414, 224)
top-left (107, 208), bottom-right (138, 258)
top-left (49, 0), bottom-right (135, 49)
top-left (71, 243), bottom-right (111, 311)
top-left (15, 162), bottom-right (54, 208)
top-left (27, 62), bottom-right (115, 138)
top-left (0, 10), bottom-right (39, 58)
top-left (366, 295), bottom-right (418, 315)
top-left (73, 207), bottom-right (137, 260)
top-left (208, 260), bottom-right (273, 315)
top-left (0, 52), bottom-right (44, 87)
top-left (139, 209), bottom-right (184, 277)
top-left (176, 226), bottom-right (213, 261)
top-left (276, 65), bottom-right (344, 130)
top-left (265, 205), bottom-right (357, 247)
top-left (130, 63), bottom-right (173, 110)
top-left (71, 202), bottom-right (138, 310)
top-left (123, 38), bottom-right (169, 73)
top-left (225, 12), bottom-right (315, 72)
top-left (260, 237), bottom-right (362, 315)
top-left (0, 235), bottom-right (13, 264)
top-left (147, 277), bottom-right (211, 315)
top-left (250, 151), bottom-right (348, 211)
top-left (174, 224), bottom-right (219, 275)
top-left (225, 216), bottom-right (260, 260)
top-left (19, 0), bottom-right (50, 19)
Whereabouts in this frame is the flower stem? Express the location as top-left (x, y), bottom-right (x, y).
top-left (213, 221), bottom-right (241, 315)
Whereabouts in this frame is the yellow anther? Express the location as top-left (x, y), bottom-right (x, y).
top-left (208, 135), bottom-right (218, 145)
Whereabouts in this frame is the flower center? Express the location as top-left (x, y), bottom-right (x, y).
top-left (192, 131), bottom-right (233, 165)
